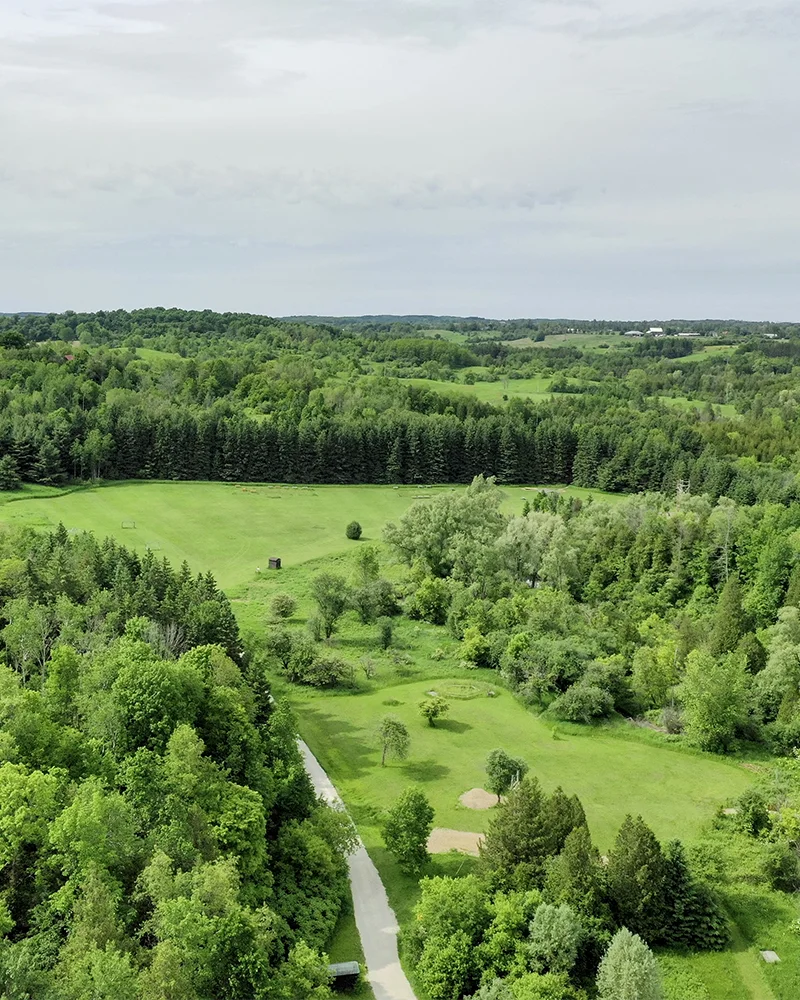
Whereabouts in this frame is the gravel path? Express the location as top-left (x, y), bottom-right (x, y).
top-left (298, 741), bottom-right (417, 1000)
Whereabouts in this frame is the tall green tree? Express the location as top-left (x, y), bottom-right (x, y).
top-left (596, 928), bottom-right (663, 1000)
top-left (678, 649), bottom-right (750, 752)
top-left (310, 572), bottom-right (349, 637)
top-left (606, 816), bottom-right (667, 944)
top-left (375, 715), bottom-right (410, 767)
top-left (708, 573), bottom-right (747, 656)
top-left (383, 787), bottom-right (435, 873)
top-left (485, 749), bottom-right (529, 803)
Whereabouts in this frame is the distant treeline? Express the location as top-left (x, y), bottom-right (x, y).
top-left (0, 309), bottom-right (798, 506)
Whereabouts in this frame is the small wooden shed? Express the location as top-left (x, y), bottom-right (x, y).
top-left (328, 962), bottom-right (361, 991)
top-left (268, 557), bottom-right (281, 570)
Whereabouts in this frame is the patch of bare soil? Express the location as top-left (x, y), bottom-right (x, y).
top-left (427, 828), bottom-right (485, 856)
top-left (459, 788), bottom-right (501, 810)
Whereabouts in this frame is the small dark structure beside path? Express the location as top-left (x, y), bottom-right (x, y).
top-left (268, 557), bottom-right (281, 570)
top-left (328, 961), bottom-right (361, 990)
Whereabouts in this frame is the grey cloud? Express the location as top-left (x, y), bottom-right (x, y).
top-left (549, 2), bottom-right (800, 40)
top-left (0, 0), bottom-right (798, 318)
top-left (0, 160), bottom-right (576, 214)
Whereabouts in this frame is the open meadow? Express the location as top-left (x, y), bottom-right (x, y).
top-left (0, 480), bottom-right (624, 589)
top-left (290, 678), bottom-right (753, 850)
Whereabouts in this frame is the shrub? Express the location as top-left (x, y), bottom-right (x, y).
top-left (378, 617), bottom-right (393, 650)
top-left (306, 614), bottom-right (326, 642)
top-left (346, 521), bottom-right (363, 540)
top-left (661, 706), bottom-right (683, 734)
top-left (461, 627), bottom-right (492, 668)
top-left (734, 788), bottom-right (771, 838)
top-left (305, 656), bottom-right (351, 688)
top-left (762, 842), bottom-right (800, 892)
top-left (551, 684), bottom-right (614, 724)
top-left (270, 593), bottom-right (297, 620)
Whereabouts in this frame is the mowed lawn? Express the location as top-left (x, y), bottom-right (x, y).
top-left (0, 481), bottom-right (627, 589)
top-left (293, 679), bottom-right (753, 851)
top-left (0, 482), bottom-right (460, 589)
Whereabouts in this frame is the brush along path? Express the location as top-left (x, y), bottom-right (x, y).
top-left (298, 740), bottom-right (416, 1000)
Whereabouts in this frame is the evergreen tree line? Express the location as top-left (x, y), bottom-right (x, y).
top-left (1, 388), bottom-right (797, 504)
top-left (0, 523), bottom-right (241, 678)
top-left (1, 310), bottom-right (799, 504)
top-left (407, 775), bottom-right (726, 1000)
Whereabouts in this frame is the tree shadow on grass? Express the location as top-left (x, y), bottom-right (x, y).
top-left (433, 719), bottom-right (472, 734)
top-left (402, 759), bottom-right (450, 783)
top-left (299, 705), bottom-right (375, 780)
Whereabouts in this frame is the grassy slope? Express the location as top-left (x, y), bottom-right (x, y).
top-left (0, 481), bottom-right (625, 590)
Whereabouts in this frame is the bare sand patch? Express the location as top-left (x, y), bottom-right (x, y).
top-left (459, 787), bottom-right (501, 810)
top-left (428, 828), bottom-right (485, 857)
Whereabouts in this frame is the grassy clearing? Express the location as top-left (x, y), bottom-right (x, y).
top-left (0, 481), bottom-right (626, 590)
top-left (290, 678), bottom-right (752, 852)
top-left (658, 395), bottom-right (738, 418)
top-left (404, 375), bottom-right (555, 403)
top-left (504, 333), bottom-right (631, 350)
top-left (676, 346), bottom-right (738, 363)
top-left (0, 482), bottom-right (460, 590)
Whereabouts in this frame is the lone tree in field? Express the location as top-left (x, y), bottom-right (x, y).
top-left (383, 787), bottom-right (435, 873)
top-left (485, 748), bottom-right (529, 802)
top-left (310, 572), bottom-right (349, 638)
top-left (419, 696), bottom-right (449, 727)
top-left (376, 715), bottom-right (410, 767)
top-left (346, 521), bottom-right (363, 540)
top-left (596, 928), bottom-right (663, 1000)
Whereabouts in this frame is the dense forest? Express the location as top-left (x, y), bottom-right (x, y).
top-left (0, 525), bottom-right (354, 999)
top-left (1, 309), bottom-right (800, 503)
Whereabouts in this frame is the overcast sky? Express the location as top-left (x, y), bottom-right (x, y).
top-left (1, 0), bottom-right (798, 319)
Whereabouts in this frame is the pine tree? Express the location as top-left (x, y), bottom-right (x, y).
top-left (0, 454), bottom-right (21, 491)
top-left (708, 573), bottom-right (747, 655)
top-left (662, 840), bottom-right (728, 951)
top-left (606, 816), bottom-right (668, 944)
top-left (544, 826), bottom-right (611, 928)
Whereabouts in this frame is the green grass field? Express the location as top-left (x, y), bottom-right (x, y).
top-left (503, 333), bottom-right (630, 350)
top-left (0, 481), bottom-right (625, 590)
top-left (404, 375), bottom-right (555, 403)
top-left (0, 482), bottom-right (462, 590)
top-left (291, 678), bottom-right (752, 851)
top-left (658, 395), bottom-right (738, 418)
top-left (675, 345), bottom-right (738, 363)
